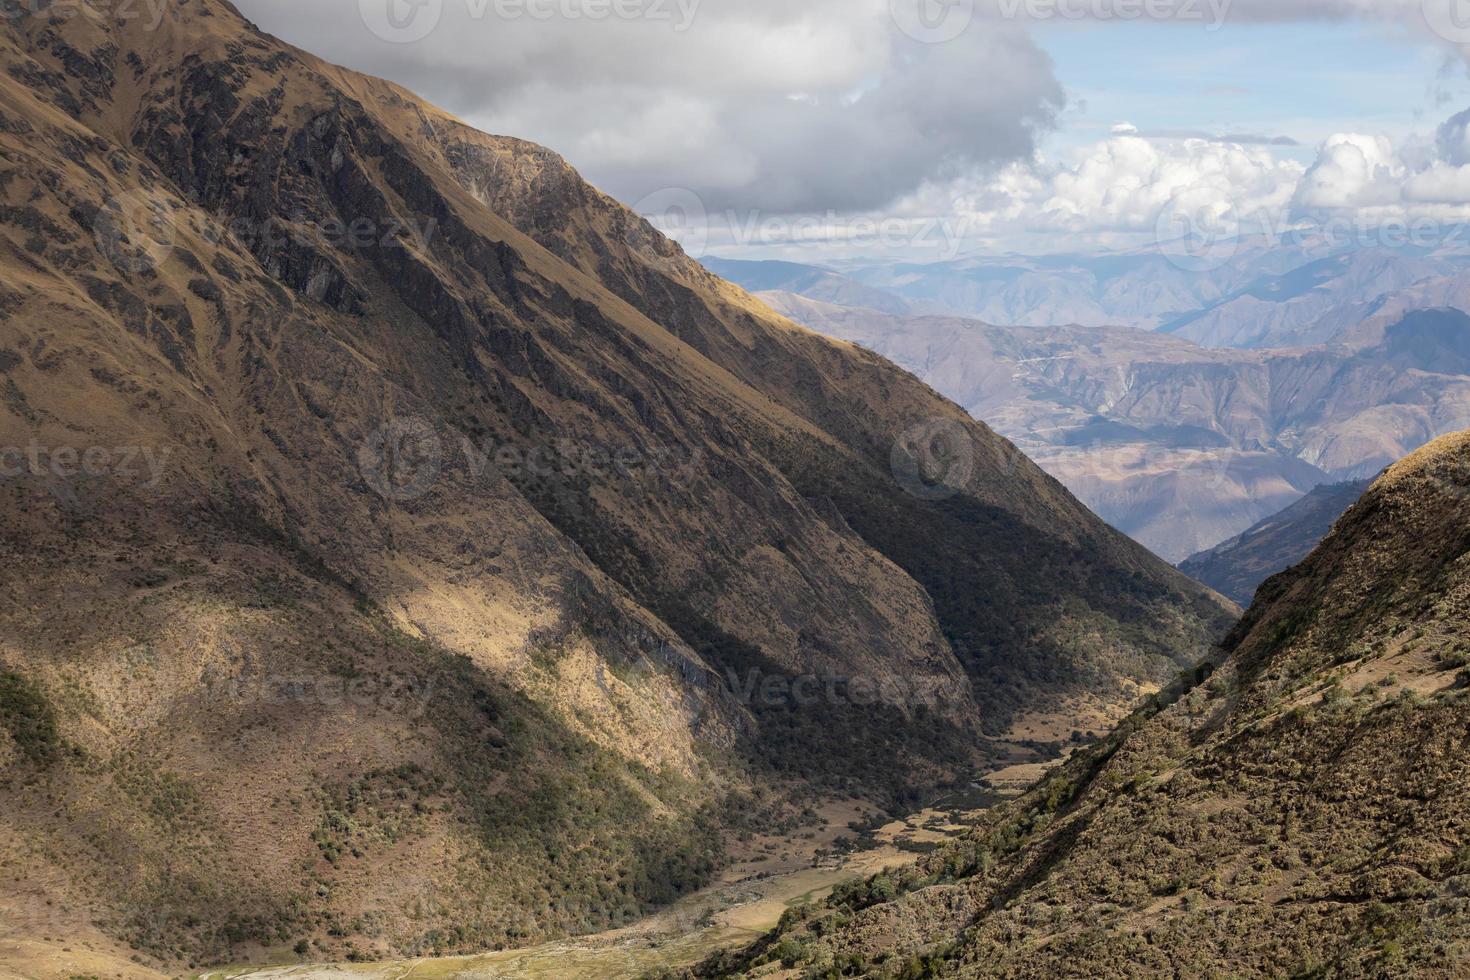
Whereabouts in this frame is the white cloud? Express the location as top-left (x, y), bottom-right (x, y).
top-left (897, 103), bottom-right (1470, 255)
top-left (238, 0), bottom-right (1064, 214)
top-left (1292, 134), bottom-right (1402, 211)
top-left (1284, 109), bottom-right (1470, 231)
top-left (232, 0), bottom-right (1470, 258)
top-left (885, 133), bottom-right (1305, 248)
top-left (682, 103), bottom-right (1470, 260)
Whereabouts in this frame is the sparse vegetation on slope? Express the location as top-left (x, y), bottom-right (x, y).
top-left (712, 432), bottom-right (1470, 978)
top-left (0, 1), bottom-right (1230, 970)
top-left (0, 668), bottom-right (62, 768)
top-left (1180, 479), bottom-right (1373, 606)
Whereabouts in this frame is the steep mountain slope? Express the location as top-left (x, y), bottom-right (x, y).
top-left (1181, 479), bottom-right (1373, 606)
top-left (717, 431), bottom-right (1470, 978)
top-left (0, 1), bottom-right (1231, 970)
top-left (762, 292), bottom-right (1470, 560)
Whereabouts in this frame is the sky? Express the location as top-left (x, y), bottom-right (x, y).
top-left (236, 0), bottom-right (1470, 262)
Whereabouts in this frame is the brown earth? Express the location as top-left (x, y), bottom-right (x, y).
top-left (0, 1), bottom-right (1231, 973)
top-left (713, 431), bottom-right (1470, 978)
top-left (761, 292), bottom-right (1470, 562)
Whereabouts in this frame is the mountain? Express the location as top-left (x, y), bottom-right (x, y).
top-left (711, 242), bottom-right (1470, 350)
top-left (1158, 249), bottom-right (1461, 349)
top-left (795, 251), bottom-right (1233, 331)
top-left (0, 2), bottom-right (1232, 972)
top-left (759, 293), bottom-right (1470, 561)
top-left (709, 430), bottom-right (1470, 978)
top-left (1180, 480), bottom-right (1373, 606)
top-left (1326, 264), bottom-right (1470, 345)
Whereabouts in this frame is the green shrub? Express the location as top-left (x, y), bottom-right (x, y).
top-left (0, 670), bottom-right (61, 767)
top-left (771, 935), bottom-right (809, 968)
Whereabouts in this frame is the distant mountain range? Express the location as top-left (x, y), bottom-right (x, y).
top-left (1179, 479), bottom-right (1373, 606)
top-left (712, 244), bottom-right (1470, 350)
top-left (1155, 250), bottom-right (1463, 349)
top-left (739, 282), bottom-right (1470, 561)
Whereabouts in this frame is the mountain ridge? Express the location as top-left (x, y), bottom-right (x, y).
top-left (787, 242), bottom-right (1470, 348)
top-left (754, 291), bottom-right (1470, 561)
top-left (0, 1), bottom-right (1231, 970)
top-left (709, 429), bottom-right (1470, 977)
top-left (1180, 479), bottom-right (1374, 606)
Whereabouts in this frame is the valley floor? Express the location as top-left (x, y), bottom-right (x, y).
top-left (191, 776), bottom-right (1032, 980)
top-left (2, 703), bottom-right (1118, 980)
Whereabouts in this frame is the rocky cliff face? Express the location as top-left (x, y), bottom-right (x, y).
top-left (0, 0), bottom-right (1231, 969)
top-left (721, 431), bottom-right (1470, 978)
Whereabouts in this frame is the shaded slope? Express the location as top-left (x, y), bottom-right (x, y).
top-left (722, 431), bottom-right (1470, 978)
top-left (1180, 479), bottom-right (1373, 606)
